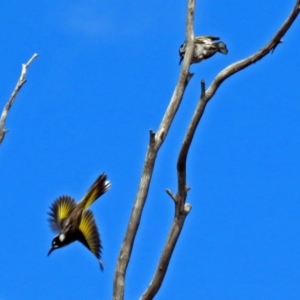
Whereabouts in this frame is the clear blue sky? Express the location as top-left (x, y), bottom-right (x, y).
top-left (0, 1), bottom-right (300, 299)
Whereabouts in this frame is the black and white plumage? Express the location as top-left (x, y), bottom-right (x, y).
top-left (47, 173), bottom-right (110, 270)
top-left (179, 35), bottom-right (228, 65)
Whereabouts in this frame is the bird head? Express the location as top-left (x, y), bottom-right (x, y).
top-left (48, 233), bottom-right (66, 256)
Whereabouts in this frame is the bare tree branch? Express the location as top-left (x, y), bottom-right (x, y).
top-left (204, 1), bottom-right (300, 102)
top-left (0, 53), bottom-right (39, 145)
top-left (140, 1), bottom-right (300, 299)
top-left (139, 203), bottom-right (191, 300)
top-left (113, 1), bottom-right (195, 299)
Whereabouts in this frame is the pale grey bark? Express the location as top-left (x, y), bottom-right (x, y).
top-left (114, 1), bottom-right (300, 299)
top-left (0, 53), bottom-right (38, 145)
top-left (113, 1), bottom-right (195, 299)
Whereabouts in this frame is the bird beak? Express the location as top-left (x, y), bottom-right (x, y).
top-left (47, 247), bottom-right (55, 256)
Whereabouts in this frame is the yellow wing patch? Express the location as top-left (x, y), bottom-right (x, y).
top-left (78, 173), bottom-right (110, 210)
top-left (48, 196), bottom-right (76, 232)
top-left (78, 210), bottom-right (102, 261)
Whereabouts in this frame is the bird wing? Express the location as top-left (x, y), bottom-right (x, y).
top-left (77, 173), bottom-right (110, 210)
top-left (48, 196), bottom-right (76, 233)
top-left (195, 35), bottom-right (220, 41)
top-left (78, 209), bottom-right (103, 269)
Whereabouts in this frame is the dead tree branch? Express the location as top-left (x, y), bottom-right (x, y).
top-left (0, 53), bottom-right (39, 145)
top-left (113, 1), bottom-right (195, 299)
top-left (204, 1), bottom-right (300, 102)
top-left (140, 1), bottom-right (300, 299)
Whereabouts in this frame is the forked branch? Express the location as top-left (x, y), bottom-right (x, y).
top-left (0, 53), bottom-right (39, 145)
top-left (113, 1), bottom-right (195, 300)
top-left (140, 1), bottom-right (300, 299)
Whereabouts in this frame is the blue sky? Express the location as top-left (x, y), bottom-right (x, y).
top-left (0, 0), bottom-right (300, 299)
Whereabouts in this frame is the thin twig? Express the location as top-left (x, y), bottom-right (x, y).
top-left (113, 1), bottom-right (195, 299)
top-left (140, 1), bottom-right (300, 299)
top-left (166, 189), bottom-right (177, 203)
top-left (200, 80), bottom-right (206, 97)
top-left (0, 53), bottom-right (39, 144)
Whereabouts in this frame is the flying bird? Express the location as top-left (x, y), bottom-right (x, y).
top-left (179, 35), bottom-right (228, 64)
top-left (47, 173), bottom-right (110, 270)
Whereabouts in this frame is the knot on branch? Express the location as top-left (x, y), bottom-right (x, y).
top-left (271, 39), bottom-right (283, 53)
top-left (149, 129), bottom-right (156, 144)
top-left (187, 72), bottom-right (194, 84)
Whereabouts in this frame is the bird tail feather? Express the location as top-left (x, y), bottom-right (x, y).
top-left (78, 173), bottom-right (110, 209)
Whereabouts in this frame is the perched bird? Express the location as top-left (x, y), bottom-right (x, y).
top-left (179, 35), bottom-right (228, 64)
top-left (47, 173), bottom-right (110, 269)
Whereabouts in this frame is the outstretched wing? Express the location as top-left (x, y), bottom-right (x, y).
top-left (48, 196), bottom-right (76, 233)
top-left (78, 209), bottom-right (103, 269)
top-left (77, 173), bottom-right (110, 210)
